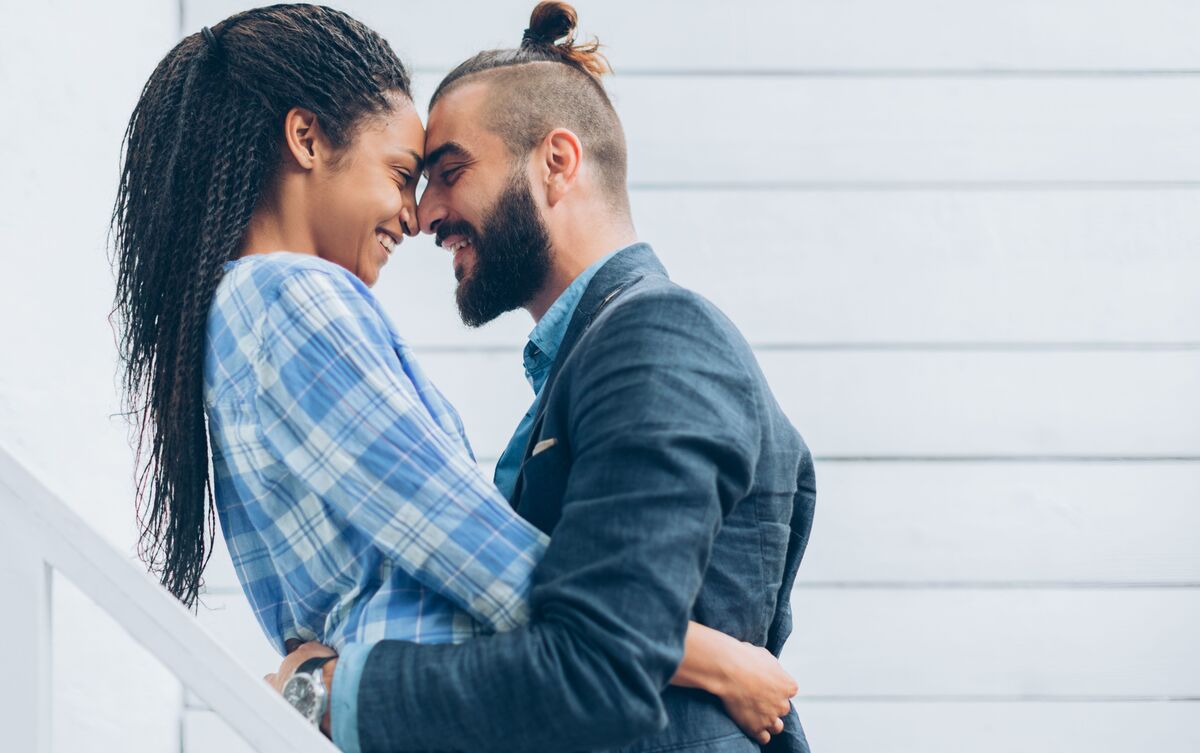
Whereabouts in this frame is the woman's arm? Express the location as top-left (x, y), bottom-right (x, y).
top-left (670, 622), bottom-right (798, 745)
top-left (255, 268), bottom-right (547, 632)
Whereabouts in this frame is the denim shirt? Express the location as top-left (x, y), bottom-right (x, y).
top-left (492, 248), bottom-right (623, 499)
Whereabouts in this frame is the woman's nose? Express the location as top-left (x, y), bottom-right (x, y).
top-left (399, 203), bottom-right (417, 237)
top-left (417, 191), bottom-right (445, 236)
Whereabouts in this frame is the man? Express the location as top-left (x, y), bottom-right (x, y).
top-left (272, 9), bottom-right (816, 752)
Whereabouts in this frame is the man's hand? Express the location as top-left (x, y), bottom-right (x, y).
top-left (265, 640), bottom-right (339, 737)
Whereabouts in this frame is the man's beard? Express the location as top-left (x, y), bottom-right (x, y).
top-left (441, 172), bottom-right (552, 328)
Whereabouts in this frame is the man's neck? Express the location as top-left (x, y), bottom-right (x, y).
top-left (525, 226), bottom-right (637, 323)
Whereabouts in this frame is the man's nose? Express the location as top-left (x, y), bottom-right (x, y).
top-left (417, 189), bottom-right (445, 236)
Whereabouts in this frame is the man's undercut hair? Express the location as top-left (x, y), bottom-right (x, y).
top-left (430, 1), bottom-right (630, 213)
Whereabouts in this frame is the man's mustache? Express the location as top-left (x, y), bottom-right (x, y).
top-left (435, 220), bottom-right (478, 248)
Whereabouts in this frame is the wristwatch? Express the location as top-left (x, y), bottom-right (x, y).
top-left (281, 655), bottom-right (337, 726)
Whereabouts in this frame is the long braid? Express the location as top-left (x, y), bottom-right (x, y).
top-left (111, 4), bottom-right (410, 607)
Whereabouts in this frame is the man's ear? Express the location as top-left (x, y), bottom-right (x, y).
top-left (541, 128), bottom-right (583, 207)
top-left (282, 107), bottom-right (325, 171)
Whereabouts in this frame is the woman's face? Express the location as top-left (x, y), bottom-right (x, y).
top-left (309, 94), bottom-right (425, 287)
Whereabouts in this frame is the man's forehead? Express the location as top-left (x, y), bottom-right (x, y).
top-left (424, 83), bottom-right (507, 163)
top-left (427, 81), bottom-right (489, 137)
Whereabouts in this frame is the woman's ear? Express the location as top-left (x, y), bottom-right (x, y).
top-left (282, 107), bottom-right (325, 170)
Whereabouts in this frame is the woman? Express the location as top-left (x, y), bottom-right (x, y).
top-left (111, 3), bottom-right (793, 744)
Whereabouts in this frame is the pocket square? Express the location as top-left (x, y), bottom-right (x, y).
top-left (531, 438), bottom-right (558, 456)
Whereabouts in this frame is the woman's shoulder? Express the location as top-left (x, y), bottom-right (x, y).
top-left (211, 252), bottom-right (382, 345)
top-left (217, 252), bottom-right (389, 332)
top-left (218, 252), bottom-right (400, 351)
top-left (221, 251), bottom-right (367, 303)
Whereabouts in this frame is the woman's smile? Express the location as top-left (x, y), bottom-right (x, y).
top-left (377, 230), bottom-right (398, 263)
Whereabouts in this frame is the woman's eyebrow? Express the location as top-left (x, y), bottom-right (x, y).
top-left (390, 148), bottom-right (423, 174)
top-left (404, 148), bottom-right (424, 175)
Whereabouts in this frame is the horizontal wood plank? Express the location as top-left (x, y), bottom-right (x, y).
top-left (783, 588), bottom-right (1200, 697)
top-left (800, 700), bottom-right (1200, 753)
top-left (404, 73), bottom-right (1200, 185)
top-left (184, 1), bottom-right (1200, 72)
top-left (372, 189), bottom-right (1200, 347)
top-left (415, 350), bottom-right (1200, 459)
top-left (799, 462), bottom-right (1200, 585)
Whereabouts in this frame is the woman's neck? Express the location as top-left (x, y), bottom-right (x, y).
top-left (239, 200), bottom-right (316, 258)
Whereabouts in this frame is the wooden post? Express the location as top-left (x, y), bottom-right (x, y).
top-left (0, 522), bottom-right (52, 753)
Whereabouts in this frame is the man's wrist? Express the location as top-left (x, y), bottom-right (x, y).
top-left (320, 657), bottom-right (338, 738)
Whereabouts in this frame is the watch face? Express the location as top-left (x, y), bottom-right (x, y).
top-left (283, 674), bottom-right (321, 723)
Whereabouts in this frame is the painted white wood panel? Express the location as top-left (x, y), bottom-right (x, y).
top-left (405, 73), bottom-right (1200, 185)
top-left (801, 701), bottom-right (1200, 753)
top-left (183, 1), bottom-right (1200, 71)
top-left (191, 592), bottom-right (280, 680)
top-left (783, 589), bottom-right (1200, 697)
top-left (799, 462), bottom-right (1200, 585)
top-left (182, 710), bottom-right (256, 753)
top-left (372, 189), bottom-right (1200, 347)
top-left (191, 587), bottom-right (1200, 698)
top-left (416, 350), bottom-right (1200, 460)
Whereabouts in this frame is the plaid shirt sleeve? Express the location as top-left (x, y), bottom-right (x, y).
top-left (253, 267), bottom-right (548, 633)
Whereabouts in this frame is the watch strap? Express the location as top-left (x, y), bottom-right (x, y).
top-left (296, 655), bottom-right (336, 677)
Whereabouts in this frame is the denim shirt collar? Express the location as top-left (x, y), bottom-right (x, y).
top-left (521, 246), bottom-right (626, 392)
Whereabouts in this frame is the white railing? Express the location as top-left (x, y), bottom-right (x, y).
top-left (0, 443), bottom-right (337, 753)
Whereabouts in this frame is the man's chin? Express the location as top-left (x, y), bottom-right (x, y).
top-left (455, 287), bottom-right (486, 328)
top-left (456, 291), bottom-right (510, 329)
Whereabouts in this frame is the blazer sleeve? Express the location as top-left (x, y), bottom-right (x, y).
top-left (351, 287), bottom-right (762, 753)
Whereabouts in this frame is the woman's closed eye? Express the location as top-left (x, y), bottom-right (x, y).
top-left (392, 168), bottom-right (413, 188)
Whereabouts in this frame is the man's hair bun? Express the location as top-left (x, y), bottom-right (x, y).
top-left (525, 1), bottom-right (576, 44)
top-left (522, 1), bottom-right (610, 77)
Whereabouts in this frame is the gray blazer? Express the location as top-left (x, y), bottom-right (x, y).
top-left (355, 244), bottom-right (816, 753)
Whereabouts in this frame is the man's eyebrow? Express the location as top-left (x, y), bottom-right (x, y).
top-left (423, 141), bottom-right (469, 176)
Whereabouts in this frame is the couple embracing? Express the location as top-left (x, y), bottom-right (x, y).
top-left (111, 3), bottom-right (816, 751)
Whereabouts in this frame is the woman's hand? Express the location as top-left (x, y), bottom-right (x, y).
top-left (713, 641), bottom-right (798, 745)
top-left (265, 640), bottom-right (339, 737)
top-left (670, 623), bottom-right (798, 745)
top-left (263, 640), bottom-right (337, 693)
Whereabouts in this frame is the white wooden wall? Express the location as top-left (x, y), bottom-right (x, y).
top-left (183, 2), bottom-right (1200, 751)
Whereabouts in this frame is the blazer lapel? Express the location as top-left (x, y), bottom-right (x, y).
top-left (509, 243), bottom-right (668, 503)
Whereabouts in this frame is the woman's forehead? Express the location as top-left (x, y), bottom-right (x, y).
top-left (357, 103), bottom-right (425, 161)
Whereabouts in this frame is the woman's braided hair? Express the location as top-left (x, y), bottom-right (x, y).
top-left (111, 3), bottom-right (410, 607)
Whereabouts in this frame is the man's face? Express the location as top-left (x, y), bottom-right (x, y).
top-left (417, 82), bottom-right (552, 326)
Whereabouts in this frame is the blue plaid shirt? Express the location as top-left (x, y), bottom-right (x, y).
top-left (203, 252), bottom-right (548, 656)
